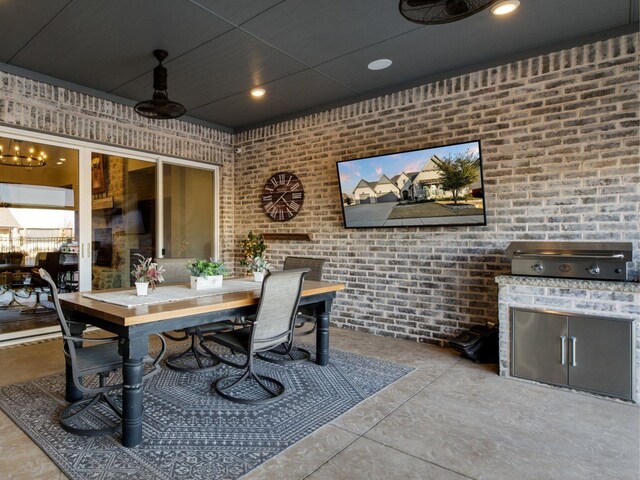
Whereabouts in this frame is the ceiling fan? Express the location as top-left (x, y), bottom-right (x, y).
top-left (134, 50), bottom-right (186, 120)
top-left (399, 0), bottom-right (497, 25)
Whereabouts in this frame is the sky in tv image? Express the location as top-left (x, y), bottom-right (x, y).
top-left (338, 141), bottom-right (480, 193)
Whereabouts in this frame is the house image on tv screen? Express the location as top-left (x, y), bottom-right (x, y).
top-left (351, 154), bottom-right (481, 205)
top-left (336, 140), bottom-right (486, 228)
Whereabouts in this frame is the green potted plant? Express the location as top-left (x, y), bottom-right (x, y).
top-left (186, 258), bottom-right (228, 290)
top-left (246, 256), bottom-right (272, 282)
top-left (131, 254), bottom-right (166, 296)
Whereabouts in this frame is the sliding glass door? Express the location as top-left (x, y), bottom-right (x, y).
top-left (0, 134), bottom-right (80, 339)
top-left (91, 154), bottom-right (157, 290)
top-left (162, 163), bottom-right (215, 259)
top-left (0, 126), bottom-right (219, 343)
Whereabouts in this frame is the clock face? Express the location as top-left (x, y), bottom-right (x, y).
top-left (262, 172), bottom-right (304, 221)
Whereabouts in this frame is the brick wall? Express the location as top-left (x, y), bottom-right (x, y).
top-left (1, 33), bottom-right (637, 345)
top-left (234, 33), bottom-right (640, 345)
top-left (0, 72), bottom-right (236, 266)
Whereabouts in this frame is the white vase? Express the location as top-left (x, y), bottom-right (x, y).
top-left (206, 275), bottom-right (223, 288)
top-left (135, 282), bottom-right (149, 296)
top-left (253, 271), bottom-right (265, 282)
top-left (190, 275), bottom-right (223, 290)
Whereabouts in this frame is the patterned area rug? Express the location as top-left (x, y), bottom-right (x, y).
top-left (0, 346), bottom-right (413, 479)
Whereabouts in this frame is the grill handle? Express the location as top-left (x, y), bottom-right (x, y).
top-left (513, 252), bottom-right (625, 260)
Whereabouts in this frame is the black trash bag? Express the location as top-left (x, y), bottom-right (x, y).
top-left (448, 323), bottom-right (498, 364)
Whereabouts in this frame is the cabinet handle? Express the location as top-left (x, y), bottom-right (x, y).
top-left (570, 337), bottom-right (577, 367)
top-left (560, 336), bottom-right (566, 365)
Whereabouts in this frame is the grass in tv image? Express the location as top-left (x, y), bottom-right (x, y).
top-left (337, 141), bottom-right (486, 228)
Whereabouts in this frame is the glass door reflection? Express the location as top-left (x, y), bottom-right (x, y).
top-left (0, 135), bottom-right (79, 337)
top-left (91, 153), bottom-right (156, 290)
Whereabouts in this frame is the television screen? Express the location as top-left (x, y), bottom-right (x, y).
top-left (336, 140), bottom-right (486, 228)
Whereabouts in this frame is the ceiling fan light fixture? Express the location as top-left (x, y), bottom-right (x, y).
top-left (491, 0), bottom-right (519, 15)
top-left (399, 0), bottom-right (496, 25)
top-left (134, 50), bottom-right (186, 120)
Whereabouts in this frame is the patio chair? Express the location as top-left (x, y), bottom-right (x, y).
top-left (158, 258), bottom-right (235, 373)
top-left (39, 268), bottom-right (166, 437)
top-left (257, 256), bottom-right (325, 364)
top-left (285, 256), bottom-right (325, 336)
top-left (200, 268), bottom-right (308, 405)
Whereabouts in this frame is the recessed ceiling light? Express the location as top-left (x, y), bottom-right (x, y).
top-left (59, 158), bottom-right (66, 162)
top-left (250, 88), bottom-right (266, 98)
top-left (56, 161), bottom-right (63, 165)
top-left (367, 59), bottom-right (392, 71)
top-left (491, 0), bottom-right (520, 15)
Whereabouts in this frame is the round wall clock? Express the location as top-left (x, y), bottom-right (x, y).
top-left (261, 172), bottom-right (304, 221)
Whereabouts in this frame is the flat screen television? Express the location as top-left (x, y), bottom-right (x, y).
top-left (336, 140), bottom-right (486, 228)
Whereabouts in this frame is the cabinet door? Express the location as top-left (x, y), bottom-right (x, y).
top-left (568, 315), bottom-right (633, 400)
top-left (512, 309), bottom-right (568, 386)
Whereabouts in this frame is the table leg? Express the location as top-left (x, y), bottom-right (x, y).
top-left (315, 299), bottom-right (333, 366)
top-left (120, 336), bottom-right (148, 448)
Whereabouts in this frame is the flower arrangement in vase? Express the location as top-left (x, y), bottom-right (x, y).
top-left (245, 256), bottom-right (272, 282)
top-left (131, 254), bottom-right (165, 296)
top-left (186, 258), bottom-right (228, 290)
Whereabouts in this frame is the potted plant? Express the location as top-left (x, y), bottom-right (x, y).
top-left (187, 258), bottom-right (228, 290)
top-left (246, 256), bottom-right (272, 282)
top-left (240, 231), bottom-right (267, 274)
top-left (131, 254), bottom-right (165, 296)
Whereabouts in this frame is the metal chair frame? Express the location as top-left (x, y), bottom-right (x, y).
top-left (257, 257), bottom-right (326, 365)
top-left (39, 268), bottom-right (166, 437)
top-left (200, 268), bottom-right (308, 405)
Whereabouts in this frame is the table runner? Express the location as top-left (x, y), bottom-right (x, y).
top-left (82, 279), bottom-right (262, 308)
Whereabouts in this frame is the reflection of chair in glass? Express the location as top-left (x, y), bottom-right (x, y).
top-left (258, 256), bottom-right (326, 364)
top-left (20, 253), bottom-right (54, 315)
top-left (0, 272), bottom-right (22, 309)
top-left (39, 268), bottom-right (166, 436)
top-left (0, 272), bottom-right (30, 309)
top-left (158, 258), bottom-right (235, 372)
top-left (201, 269), bottom-right (308, 404)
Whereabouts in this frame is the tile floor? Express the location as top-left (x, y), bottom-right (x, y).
top-left (0, 327), bottom-right (638, 480)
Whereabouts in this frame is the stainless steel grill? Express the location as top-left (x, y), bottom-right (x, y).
top-left (506, 241), bottom-right (632, 281)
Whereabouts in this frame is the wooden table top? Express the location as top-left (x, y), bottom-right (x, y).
top-left (58, 280), bottom-right (345, 327)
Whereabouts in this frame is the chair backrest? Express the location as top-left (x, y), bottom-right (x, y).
top-left (155, 257), bottom-right (193, 284)
top-left (251, 268), bottom-right (308, 352)
top-left (38, 268), bottom-right (72, 339)
top-left (283, 256), bottom-right (325, 282)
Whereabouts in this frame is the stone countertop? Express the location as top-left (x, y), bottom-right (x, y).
top-left (495, 275), bottom-right (640, 293)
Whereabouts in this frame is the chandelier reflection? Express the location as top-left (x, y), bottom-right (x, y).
top-left (0, 139), bottom-right (47, 167)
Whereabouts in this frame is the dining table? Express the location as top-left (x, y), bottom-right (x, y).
top-left (57, 278), bottom-right (345, 448)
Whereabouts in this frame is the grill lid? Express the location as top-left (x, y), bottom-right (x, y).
top-left (506, 241), bottom-right (632, 261)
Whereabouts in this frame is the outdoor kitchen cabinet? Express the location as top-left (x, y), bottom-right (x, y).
top-left (511, 308), bottom-right (635, 401)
